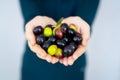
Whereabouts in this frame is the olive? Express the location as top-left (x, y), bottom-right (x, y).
top-left (48, 36), bottom-right (56, 43)
top-left (47, 45), bottom-right (57, 56)
top-left (33, 26), bottom-right (43, 35)
top-left (67, 28), bottom-right (76, 38)
top-left (60, 23), bottom-right (68, 34)
top-left (42, 41), bottom-right (51, 51)
top-left (36, 34), bottom-right (45, 46)
top-left (56, 40), bottom-right (66, 48)
top-left (63, 45), bottom-right (74, 57)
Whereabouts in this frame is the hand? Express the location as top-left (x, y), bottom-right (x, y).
top-left (59, 16), bottom-right (90, 66)
top-left (25, 16), bottom-right (59, 64)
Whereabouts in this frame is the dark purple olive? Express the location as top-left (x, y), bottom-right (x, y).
top-left (42, 41), bottom-right (51, 51)
top-left (73, 33), bottom-right (82, 44)
top-left (69, 42), bottom-right (78, 51)
top-left (56, 40), bottom-right (66, 48)
top-left (48, 36), bottom-right (56, 43)
top-left (67, 28), bottom-right (75, 37)
top-left (33, 26), bottom-right (43, 35)
top-left (63, 45), bottom-right (74, 57)
top-left (36, 34), bottom-right (45, 46)
top-left (62, 36), bottom-right (69, 43)
top-left (60, 23), bottom-right (68, 33)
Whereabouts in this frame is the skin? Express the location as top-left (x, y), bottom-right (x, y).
top-left (25, 16), bottom-right (90, 66)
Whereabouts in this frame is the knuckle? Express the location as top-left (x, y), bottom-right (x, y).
top-left (87, 24), bottom-right (90, 31)
top-left (41, 16), bottom-right (49, 20)
top-left (35, 16), bottom-right (41, 19)
top-left (69, 16), bottom-right (79, 19)
top-left (25, 23), bottom-right (29, 30)
top-left (45, 16), bottom-right (53, 21)
top-left (49, 18), bottom-right (54, 21)
top-left (74, 16), bottom-right (80, 19)
top-left (25, 23), bottom-right (31, 31)
top-left (84, 22), bottom-right (90, 31)
top-left (42, 16), bottom-right (47, 18)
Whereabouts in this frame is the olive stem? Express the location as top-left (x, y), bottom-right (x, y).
top-left (56, 17), bottom-right (64, 27)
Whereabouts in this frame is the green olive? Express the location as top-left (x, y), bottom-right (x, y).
top-left (44, 27), bottom-right (53, 37)
top-left (47, 45), bottom-right (57, 56)
top-left (55, 48), bottom-right (62, 57)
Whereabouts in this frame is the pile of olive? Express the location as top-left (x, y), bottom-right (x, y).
top-left (33, 19), bottom-right (82, 58)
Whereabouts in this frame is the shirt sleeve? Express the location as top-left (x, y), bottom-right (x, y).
top-left (19, 0), bottom-right (42, 24)
top-left (75, 0), bottom-right (100, 26)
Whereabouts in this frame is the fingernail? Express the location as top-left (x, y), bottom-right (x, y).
top-left (47, 60), bottom-right (51, 63)
top-left (59, 60), bottom-right (63, 64)
top-left (68, 60), bottom-right (73, 66)
top-left (64, 64), bottom-right (68, 66)
top-left (73, 55), bottom-right (77, 60)
top-left (69, 62), bottom-right (73, 66)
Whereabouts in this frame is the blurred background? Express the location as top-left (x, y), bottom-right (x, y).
top-left (0, 0), bottom-right (120, 80)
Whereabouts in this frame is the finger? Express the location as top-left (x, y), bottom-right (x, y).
top-left (28, 42), bottom-right (47, 57)
top-left (28, 41), bottom-right (56, 63)
top-left (68, 56), bottom-right (74, 66)
top-left (72, 45), bottom-right (86, 61)
top-left (59, 59), bottom-right (63, 64)
top-left (78, 18), bottom-right (90, 46)
top-left (25, 24), bottom-right (36, 46)
top-left (62, 57), bottom-right (68, 66)
top-left (45, 55), bottom-right (52, 63)
top-left (51, 57), bottom-right (59, 64)
top-left (36, 53), bottom-right (45, 60)
top-left (80, 24), bottom-right (90, 46)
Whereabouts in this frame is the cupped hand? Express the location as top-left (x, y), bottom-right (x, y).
top-left (59, 16), bottom-right (90, 66)
top-left (25, 16), bottom-right (59, 64)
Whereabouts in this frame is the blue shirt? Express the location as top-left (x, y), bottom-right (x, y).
top-left (20, 0), bottom-right (99, 80)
